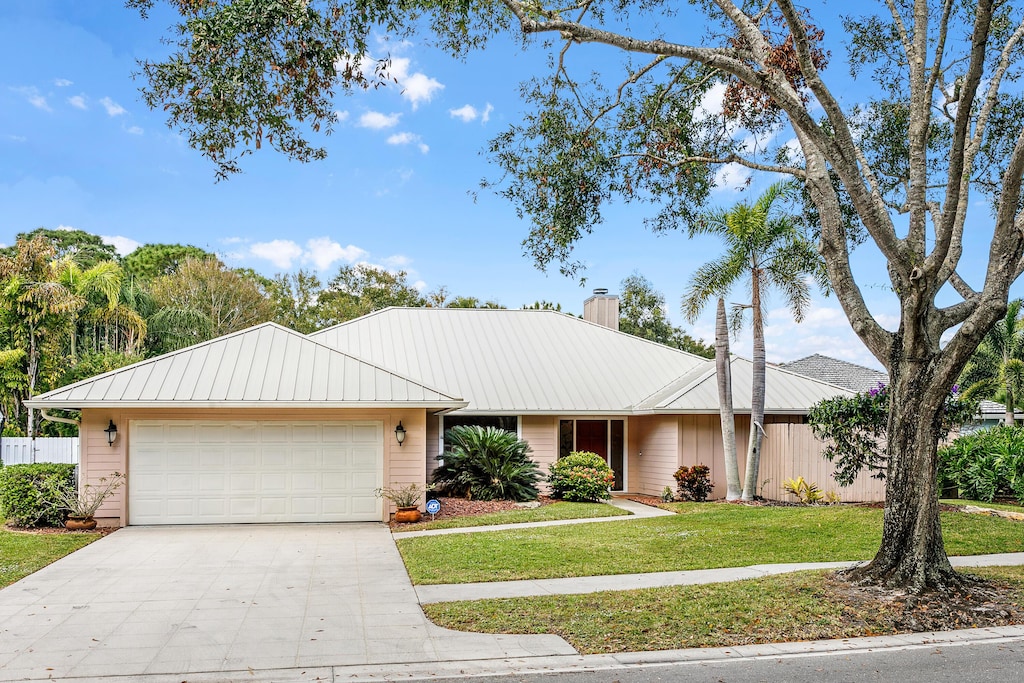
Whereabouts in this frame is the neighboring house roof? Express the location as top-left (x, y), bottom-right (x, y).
top-left (778, 354), bottom-right (887, 393)
top-left (310, 308), bottom-right (710, 414)
top-left (636, 356), bottom-right (852, 413)
top-left (26, 322), bottom-right (466, 410)
top-left (780, 353), bottom-right (1007, 417)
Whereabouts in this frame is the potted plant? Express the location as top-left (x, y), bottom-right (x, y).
top-left (47, 472), bottom-right (125, 530)
top-left (375, 483), bottom-right (432, 523)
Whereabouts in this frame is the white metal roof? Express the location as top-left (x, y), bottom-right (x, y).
top-left (637, 355), bottom-right (852, 413)
top-left (26, 322), bottom-right (466, 410)
top-left (311, 308), bottom-right (710, 414)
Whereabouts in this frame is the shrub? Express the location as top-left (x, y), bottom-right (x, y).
top-left (782, 476), bottom-right (823, 504)
top-left (548, 451), bottom-right (615, 502)
top-left (432, 425), bottom-right (542, 501)
top-left (938, 426), bottom-right (1024, 504)
top-left (673, 465), bottom-right (714, 502)
top-left (0, 463), bottom-right (77, 527)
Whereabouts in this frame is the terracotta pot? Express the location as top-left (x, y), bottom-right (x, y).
top-left (394, 507), bottom-right (422, 524)
top-left (65, 517), bottom-right (97, 531)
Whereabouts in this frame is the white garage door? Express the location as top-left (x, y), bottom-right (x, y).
top-left (128, 420), bottom-right (384, 525)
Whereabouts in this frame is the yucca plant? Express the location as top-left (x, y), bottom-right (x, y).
top-left (432, 425), bottom-right (542, 501)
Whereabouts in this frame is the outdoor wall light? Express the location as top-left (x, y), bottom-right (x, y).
top-left (104, 420), bottom-right (118, 447)
top-left (394, 421), bottom-right (406, 447)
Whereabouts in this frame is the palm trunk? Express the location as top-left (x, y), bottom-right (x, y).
top-left (741, 270), bottom-right (766, 500)
top-left (716, 298), bottom-right (741, 500)
top-left (1004, 382), bottom-right (1015, 426)
top-left (26, 329), bottom-right (38, 439)
top-left (846, 350), bottom-right (962, 590)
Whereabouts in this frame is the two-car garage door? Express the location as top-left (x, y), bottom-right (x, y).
top-left (128, 420), bottom-right (383, 525)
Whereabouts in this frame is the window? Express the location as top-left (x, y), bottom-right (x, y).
top-left (442, 415), bottom-right (518, 451)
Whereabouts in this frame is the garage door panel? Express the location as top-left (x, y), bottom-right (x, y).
top-left (129, 420), bottom-right (384, 525)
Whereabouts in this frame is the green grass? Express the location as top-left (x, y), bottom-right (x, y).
top-left (396, 501), bottom-right (629, 531)
top-left (397, 503), bottom-right (1024, 584)
top-left (942, 498), bottom-right (1024, 513)
top-left (423, 566), bottom-right (1024, 654)
top-left (0, 519), bottom-right (101, 589)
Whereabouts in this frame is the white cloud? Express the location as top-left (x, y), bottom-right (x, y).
top-left (304, 237), bottom-right (368, 271)
top-left (382, 254), bottom-right (411, 268)
top-left (412, 279), bottom-right (427, 292)
top-left (400, 71), bottom-right (443, 109)
top-left (220, 236), bottom-right (245, 245)
top-left (126, 125), bottom-right (144, 135)
top-left (358, 111), bottom-right (401, 129)
top-left (251, 239), bottom-right (304, 269)
top-left (56, 224), bottom-right (76, 231)
top-left (99, 97), bottom-right (126, 116)
top-left (53, 78), bottom-right (73, 87)
top-left (11, 86), bottom-right (51, 112)
top-left (334, 110), bottom-right (349, 123)
top-left (6, 134), bottom-right (27, 143)
top-left (101, 235), bottom-right (141, 256)
top-left (697, 81), bottom-right (728, 120)
top-left (449, 104), bottom-right (478, 122)
top-left (714, 163), bottom-right (752, 192)
top-left (68, 94), bottom-right (87, 110)
top-left (386, 132), bottom-right (429, 153)
top-left (481, 103), bottom-right (493, 123)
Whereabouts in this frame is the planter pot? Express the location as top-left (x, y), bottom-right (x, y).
top-left (65, 517), bottom-right (97, 531)
top-left (394, 507), bottom-right (422, 524)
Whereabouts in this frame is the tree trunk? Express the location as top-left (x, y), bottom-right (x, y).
top-left (846, 350), bottom-right (963, 590)
top-left (716, 298), bottom-right (741, 500)
top-left (26, 328), bottom-right (38, 439)
top-left (741, 270), bottom-right (766, 500)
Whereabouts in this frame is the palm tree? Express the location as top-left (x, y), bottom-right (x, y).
top-left (683, 181), bottom-right (826, 500)
top-left (961, 299), bottom-right (1024, 425)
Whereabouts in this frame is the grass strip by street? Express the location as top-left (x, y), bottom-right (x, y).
top-left (0, 519), bottom-right (101, 589)
top-left (395, 501), bottom-right (629, 532)
top-left (941, 499), bottom-right (1024, 514)
top-left (397, 504), bottom-right (1024, 584)
top-left (423, 566), bottom-right (1024, 654)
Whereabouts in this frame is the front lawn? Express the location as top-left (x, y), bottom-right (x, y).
top-left (0, 519), bottom-right (102, 589)
top-left (397, 503), bottom-right (1024, 584)
top-left (941, 498), bottom-right (1024, 513)
top-left (424, 566), bottom-right (1024, 654)
top-left (395, 501), bottom-right (629, 532)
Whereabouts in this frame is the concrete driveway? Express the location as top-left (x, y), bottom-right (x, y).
top-left (0, 524), bottom-right (574, 680)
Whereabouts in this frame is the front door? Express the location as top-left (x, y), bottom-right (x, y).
top-left (562, 419), bottom-right (625, 491)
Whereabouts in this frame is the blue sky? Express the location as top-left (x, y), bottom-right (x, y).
top-left (2, 2), bottom-right (1007, 371)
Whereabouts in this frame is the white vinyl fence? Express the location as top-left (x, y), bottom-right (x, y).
top-left (0, 437), bottom-right (80, 466)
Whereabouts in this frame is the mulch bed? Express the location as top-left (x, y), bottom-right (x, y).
top-left (389, 496), bottom-right (557, 527)
top-left (4, 523), bottom-right (118, 536)
top-left (827, 572), bottom-right (1024, 633)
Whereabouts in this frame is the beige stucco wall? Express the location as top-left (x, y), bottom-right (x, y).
top-left (627, 415), bottom-right (680, 496)
top-left (80, 407), bottom-right (429, 526)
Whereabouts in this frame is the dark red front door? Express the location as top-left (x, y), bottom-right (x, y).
top-left (575, 420), bottom-right (608, 458)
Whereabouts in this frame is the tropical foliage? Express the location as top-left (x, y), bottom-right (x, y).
top-left (0, 463), bottom-right (77, 527)
top-left (548, 451), bottom-right (615, 502)
top-left (432, 425), bottom-right (542, 502)
top-left (960, 300), bottom-right (1024, 425)
top-left (809, 383), bottom-right (978, 486)
top-left (673, 465), bottom-right (714, 502)
top-left (618, 273), bottom-right (713, 358)
top-left (683, 182), bottom-right (825, 500)
top-left (938, 427), bottom-right (1024, 504)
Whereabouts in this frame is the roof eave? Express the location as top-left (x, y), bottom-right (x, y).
top-left (24, 399), bottom-right (470, 411)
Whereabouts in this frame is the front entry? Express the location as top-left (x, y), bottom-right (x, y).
top-left (559, 419), bottom-right (625, 490)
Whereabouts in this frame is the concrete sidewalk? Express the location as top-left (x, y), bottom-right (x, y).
top-left (416, 552), bottom-right (1024, 603)
top-left (393, 497), bottom-right (673, 539)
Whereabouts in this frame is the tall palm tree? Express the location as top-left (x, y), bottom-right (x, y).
top-left (683, 182), bottom-right (826, 500)
top-left (961, 299), bottom-right (1024, 425)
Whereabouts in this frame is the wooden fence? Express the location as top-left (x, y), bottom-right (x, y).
top-left (0, 437), bottom-right (80, 466)
top-left (761, 422), bottom-right (885, 503)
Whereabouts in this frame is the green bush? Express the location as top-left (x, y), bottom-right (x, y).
top-left (0, 463), bottom-right (78, 527)
top-left (432, 426), bottom-right (542, 501)
top-left (548, 451), bottom-right (615, 502)
top-left (674, 464), bottom-right (714, 501)
top-left (938, 426), bottom-right (1024, 504)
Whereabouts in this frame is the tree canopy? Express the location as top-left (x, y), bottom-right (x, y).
top-left (618, 272), bottom-right (713, 357)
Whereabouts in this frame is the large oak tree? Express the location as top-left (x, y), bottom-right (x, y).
top-left (130, 0), bottom-right (1024, 592)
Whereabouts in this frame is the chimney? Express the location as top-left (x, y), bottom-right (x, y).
top-left (583, 288), bottom-right (619, 330)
